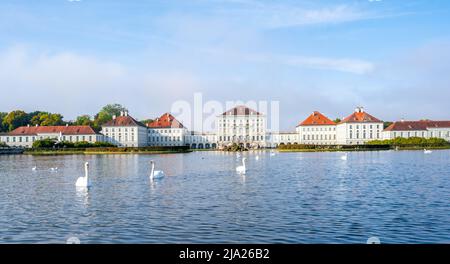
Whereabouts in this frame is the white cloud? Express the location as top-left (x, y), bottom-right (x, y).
top-left (0, 46), bottom-right (199, 120)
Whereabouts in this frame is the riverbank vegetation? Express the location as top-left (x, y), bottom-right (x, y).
top-left (367, 137), bottom-right (450, 149)
top-left (24, 143), bottom-right (191, 155)
top-left (223, 143), bottom-right (248, 152)
top-left (278, 144), bottom-right (390, 152)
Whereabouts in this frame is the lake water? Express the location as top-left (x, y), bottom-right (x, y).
top-left (0, 150), bottom-right (449, 244)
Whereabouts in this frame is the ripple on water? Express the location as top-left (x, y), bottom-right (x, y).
top-left (0, 150), bottom-right (450, 243)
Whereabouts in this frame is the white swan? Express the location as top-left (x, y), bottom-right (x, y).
top-left (270, 151), bottom-right (276, 157)
top-left (341, 153), bottom-right (348, 161)
top-left (150, 160), bottom-right (165, 181)
top-left (32, 166), bottom-right (37, 171)
top-left (424, 149), bottom-right (433, 154)
top-left (75, 162), bottom-right (91, 188)
top-left (236, 157), bottom-right (246, 174)
top-left (50, 167), bottom-right (58, 172)
top-left (255, 155), bottom-right (260, 161)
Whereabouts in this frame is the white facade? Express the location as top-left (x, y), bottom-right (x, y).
top-left (217, 106), bottom-right (266, 149)
top-left (0, 125), bottom-right (101, 148)
top-left (101, 112), bottom-right (148, 147)
top-left (298, 125), bottom-right (337, 145)
top-left (148, 128), bottom-right (187, 147)
top-left (336, 108), bottom-right (383, 145)
top-left (185, 132), bottom-right (218, 149)
top-left (266, 132), bottom-right (299, 148)
top-left (382, 121), bottom-right (450, 141)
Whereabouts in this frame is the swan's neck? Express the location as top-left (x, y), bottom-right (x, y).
top-left (84, 164), bottom-right (89, 181)
top-left (150, 163), bottom-right (155, 179)
top-left (242, 159), bottom-right (246, 169)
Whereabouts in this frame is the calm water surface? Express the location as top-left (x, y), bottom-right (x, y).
top-left (0, 150), bottom-right (449, 244)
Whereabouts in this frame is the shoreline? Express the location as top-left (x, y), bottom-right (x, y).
top-left (278, 146), bottom-right (450, 153)
top-left (23, 150), bottom-right (192, 156)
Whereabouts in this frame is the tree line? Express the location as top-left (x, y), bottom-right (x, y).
top-left (0, 104), bottom-right (153, 133)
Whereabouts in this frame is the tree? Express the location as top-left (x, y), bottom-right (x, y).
top-left (30, 112), bottom-right (64, 126)
top-left (333, 118), bottom-right (341, 123)
top-left (2, 110), bottom-right (29, 131)
top-left (140, 119), bottom-right (154, 125)
top-left (97, 104), bottom-right (128, 119)
top-left (74, 115), bottom-right (93, 126)
top-left (93, 104), bottom-right (128, 130)
top-left (0, 112), bottom-right (7, 132)
top-left (32, 138), bottom-right (57, 148)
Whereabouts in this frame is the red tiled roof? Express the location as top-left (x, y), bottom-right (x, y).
top-left (221, 105), bottom-right (262, 116)
top-left (147, 113), bottom-right (185, 129)
top-left (298, 111), bottom-right (336, 126)
top-left (8, 126), bottom-right (96, 136)
top-left (339, 110), bottom-right (382, 124)
top-left (384, 120), bottom-right (450, 131)
top-left (103, 115), bottom-right (146, 127)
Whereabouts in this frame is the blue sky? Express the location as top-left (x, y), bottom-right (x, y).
top-left (1, 0), bottom-right (450, 130)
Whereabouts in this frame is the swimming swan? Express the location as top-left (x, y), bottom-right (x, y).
top-left (150, 160), bottom-right (165, 181)
top-left (75, 162), bottom-right (91, 188)
top-left (236, 157), bottom-right (246, 174)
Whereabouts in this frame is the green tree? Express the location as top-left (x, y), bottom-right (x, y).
top-left (30, 112), bottom-right (64, 126)
top-left (333, 118), bottom-right (341, 123)
top-left (2, 110), bottom-right (29, 131)
top-left (93, 104), bottom-right (128, 130)
top-left (32, 138), bottom-right (57, 148)
top-left (140, 119), bottom-right (154, 125)
top-left (0, 112), bottom-right (7, 132)
top-left (74, 115), bottom-right (93, 126)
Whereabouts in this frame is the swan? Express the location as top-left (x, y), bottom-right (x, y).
top-left (270, 151), bottom-right (276, 157)
top-left (341, 153), bottom-right (348, 161)
top-left (255, 155), bottom-right (260, 161)
top-left (50, 167), bottom-right (58, 172)
top-left (424, 149), bottom-right (433, 154)
top-left (236, 157), bottom-right (246, 174)
top-left (75, 162), bottom-right (91, 188)
top-left (150, 160), bottom-right (165, 181)
top-left (32, 166), bottom-right (37, 171)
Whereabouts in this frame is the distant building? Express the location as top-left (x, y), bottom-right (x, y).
top-left (217, 106), bottom-right (266, 149)
top-left (383, 120), bottom-right (450, 141)
top-left (336, 107), bottom-right (383, 145)
top-left (185, 131), bottom-right (218, 149)
top-left (266, 132), bottom-right (299, 148)
top-left (101, 111), bottom-right (148, 147)
top-left (147, 113), bottom-right (188, 147)
top-left (297, 111), bottom-right (337, 145)
top-left (0, 125), bottom-right (101, 148)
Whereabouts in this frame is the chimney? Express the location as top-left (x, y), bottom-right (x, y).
top-left (120, 111), bottom-right (124, 116)
top-left (66, 124), bottom-right (69, 127)
top-left (112, 115), bottom-right (116, 120)
top-left (35, 124), bottom-right (38, 127)
top-left (27, 124), bottom-right (30, 127)
top-left (125, 111), bottom-right (128, 116)
top-left (401, 118), bottom-right (405, 122)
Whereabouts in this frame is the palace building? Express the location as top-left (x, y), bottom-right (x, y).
top-left (147, 113), bottom-right (188, 147)
top-left (216, 105), bottom-right (266, 149)
top-left (297, 111), bottom-right (337, 145)
top-left (2, 105), bottom-right (450, 149)
top-left (101, 111), bottom-right (148, 147)
top-left (336, 107), bottom-right (384, 145)
top-left (0, 124), bottom-right (101, 148)
top-left (382, 120), bottom-right (450, 141)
